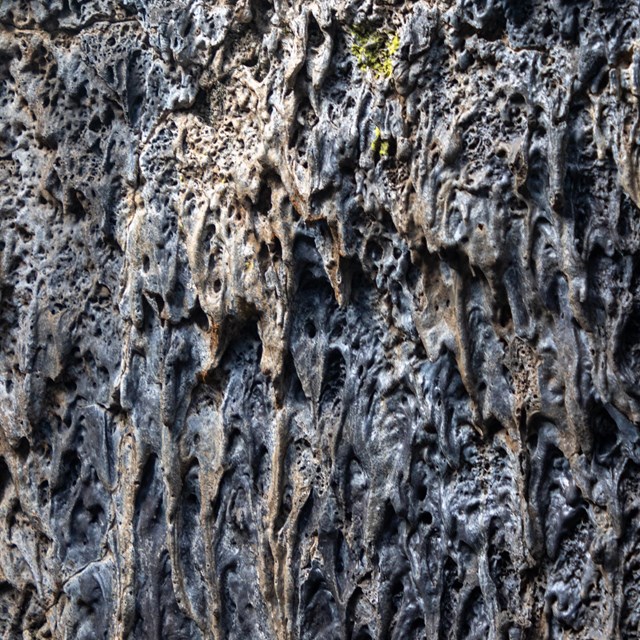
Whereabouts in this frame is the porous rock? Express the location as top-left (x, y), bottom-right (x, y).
top-left (1, 0), bottom-right (640, 638)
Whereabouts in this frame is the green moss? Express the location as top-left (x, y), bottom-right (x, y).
top-left (350, 26), bottom-right (400, 79)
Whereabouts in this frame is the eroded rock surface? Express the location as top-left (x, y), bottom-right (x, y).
top-left (1, 0), bottom-right (640, 637)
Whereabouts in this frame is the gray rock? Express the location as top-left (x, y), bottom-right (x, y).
top-left (1, 0), bottom-right (640, 637)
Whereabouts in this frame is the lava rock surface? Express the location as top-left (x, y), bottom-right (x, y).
top-left (1, 0), bottom-right (640, 638)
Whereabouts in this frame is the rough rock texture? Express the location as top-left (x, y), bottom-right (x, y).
top-left (2, 0), bottom-right (640, 637)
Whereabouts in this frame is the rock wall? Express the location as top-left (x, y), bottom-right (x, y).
top-left (1, 0), bottom-right (640, 637)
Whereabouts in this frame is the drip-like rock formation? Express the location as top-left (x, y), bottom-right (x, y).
top-left (1, 0), bottom-right (640, 637)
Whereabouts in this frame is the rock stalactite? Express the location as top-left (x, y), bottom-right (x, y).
top-left (1, 0), bottom-right (640, 637)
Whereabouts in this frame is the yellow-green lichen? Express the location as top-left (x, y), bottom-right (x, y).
top-left (371, 126), bottom-right (390, 157)
top-left (351, 27), bottom-right (400, 79)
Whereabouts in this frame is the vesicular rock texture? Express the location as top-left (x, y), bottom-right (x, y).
top-left (2, 0), bottom-right (640, 637)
